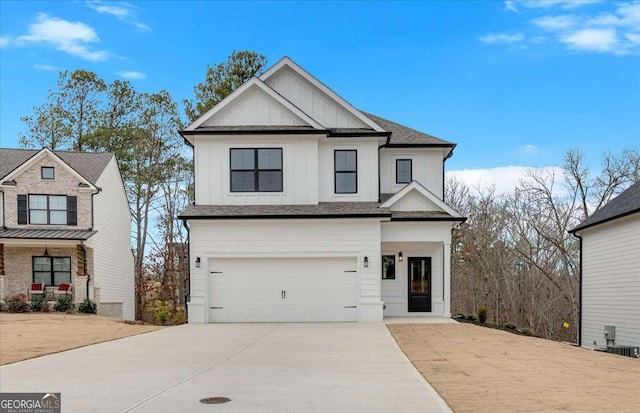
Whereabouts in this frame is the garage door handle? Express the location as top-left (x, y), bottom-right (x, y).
top-left (345, 305), bottom-right (357, 308)
top-left (284, 290), bottom-right (286, 299)
top-left (210, 306), bottom-right (223, 309)
top-left (210, 271), bottom-right (223, 274)
top-left (344, 270), bottom-right (357, 273)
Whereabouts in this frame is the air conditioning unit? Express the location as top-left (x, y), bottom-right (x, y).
top-left (606, 345), bottom-right (640, 358)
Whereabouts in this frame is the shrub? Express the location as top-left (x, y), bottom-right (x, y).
top-left (520, 328), bottom-right (533, 336)
top-left (0, 301), bottom-right (5, 312)
top-left (4, 294), bottom-right (28, 313)
top-left (505, 322), bottom-right (517, 330)
top-left (478, 305), bottom-right (488, 323)
top-left (154, 300), bottom-right (169, 325)
top-left (30, 294), bottom-right (46, 312)
top-left (78, 299), bottom-right (97, 314)
top-left (171, 308), bottom-right (187, 325)
top-left (466, 314), bottom-right (477, 321)
top-left (54, 296), bottom-right (74, 312)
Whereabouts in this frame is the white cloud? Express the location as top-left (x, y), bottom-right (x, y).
top-left (480, 33), bottom-right (525, 44)
top-left (586, 2), bottom-right (640, 27)
top-left (522, 144), bottom-right (538, 153)
top-left (85, 1), bottom-right (151, 31)
top-left (447, 166), bottom-right (564, 195)
top-left (532, 15), bottom-right (578, 30)
top-left (86, 2), bottom-right (131, 18)
top-left (560, 28), bottom-right (619, 52)
top-left (505, 1), bottom-right (520, 13)
top-left (115, 70), bottom-right (146, 80)
top-left (0, 36), bottom-right (9, 47)
top-left (16, 14), bottom-right (109, 62)
top-left (515, 0), bottom-right (602, 9)
top-left (626, 32), bottom-right (640, 44)
top-left (33, 64), bottom-right (63, 71)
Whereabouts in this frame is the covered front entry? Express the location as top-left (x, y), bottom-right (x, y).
top-left (207, 257), bottom-right (359, 322)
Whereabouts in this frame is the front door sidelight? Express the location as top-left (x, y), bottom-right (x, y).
top-left (408, 257), bottom-right (431, 312)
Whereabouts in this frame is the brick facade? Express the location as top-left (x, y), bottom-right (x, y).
top-left (2, 245), bottom-right (94, 302)
top-left (2, 153), bottom-right (93, 229)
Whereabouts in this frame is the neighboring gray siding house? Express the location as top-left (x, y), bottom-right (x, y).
top-left (179, 57), bottom-right (465, 323)
top-left (0, 148), bottom-right (134, 319)
top-left (571, 180), bottom-right (640, 350)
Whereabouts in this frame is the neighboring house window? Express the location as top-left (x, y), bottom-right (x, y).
top-left (24, 194), bottom-right (77, 225)
top-left (396, 159), bottom-right (412, 184)
top-left (33, 256), bottom-right (71, 286)
top-left (41, 167), bottom-right (55, 179)
top-left (382, 255), bottom-right (396, 279)
top-left (335, 150), bottom-right (357, 194)
top-left (230, 148), bottom-right (283, 192)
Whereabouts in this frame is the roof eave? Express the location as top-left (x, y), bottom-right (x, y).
top-left (569, 208), bottom-right (640, 234)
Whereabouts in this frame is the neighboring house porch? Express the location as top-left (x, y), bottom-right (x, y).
top-left (0, 229), bottom-right (96, 304)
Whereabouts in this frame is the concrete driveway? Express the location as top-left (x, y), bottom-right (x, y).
top-left (0, 323), bottom-right (450, 413)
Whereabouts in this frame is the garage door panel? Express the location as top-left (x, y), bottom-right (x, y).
top-left (208, 257), bottom-right (358, 322)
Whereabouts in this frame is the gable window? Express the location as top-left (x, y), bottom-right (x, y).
top-left (382, 255), bottom-right (396, 279)
top-left (41, 167), bottom-right (55, 179)
top-left (230, 148), bottom-right (283, 192)
top-left (29, 195), bottom-right (67, 225)
top-left (396, 159), bottom-right (412, 184)
top-left (335, 150), bottom-right (357, 194)
top-left (33, 256), bottom-right (71, 286)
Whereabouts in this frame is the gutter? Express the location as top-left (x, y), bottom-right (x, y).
top-left (89, 187), bottom-right (102, 231)
top-left (182, 219), bottom-right (191, 321)
top-left (572, 231), bottom-right (583, 347)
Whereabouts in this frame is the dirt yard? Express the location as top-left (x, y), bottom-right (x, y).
top-left (389, 323), bottom-right (640, 413)
top-left (0, 313), bottom-right (162, 365)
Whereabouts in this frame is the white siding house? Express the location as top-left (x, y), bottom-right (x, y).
top-left (0, 148), bottom-right (134, 319)
top-left (180, 57), bottom-right (465, 323)
top-left (571, 180), bottom-right (640, 350)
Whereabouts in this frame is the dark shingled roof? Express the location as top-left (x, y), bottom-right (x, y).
top-left (362, 112), bottom-right (454, 146)
top-left (179, 203), bottom-right (391, 219)
top-left (0, 148), bottom-right (113, 184)
top-left (0, 228), bottom-right (97, 240)
top-left (571, 180), bottom-right (640, 232)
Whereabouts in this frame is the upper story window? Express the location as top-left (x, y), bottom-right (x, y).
top-left (41, 167), bottom-right (55, 179)
top-left (17, 194), bottom-right (77, 226)
top-left (396, 159), bottom-right (412, 184)
top-left (29, 195), bottom-right (67, 225)
top-left (230, 148), bottom-right (283, 192)
top-left (335, 150), bottom-right (357, 194)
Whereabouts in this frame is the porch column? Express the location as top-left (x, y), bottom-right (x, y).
top-left (443, 242), bottom-right (451, 317)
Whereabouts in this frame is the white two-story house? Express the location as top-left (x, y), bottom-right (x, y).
top-left (0, 148), bottom-right (134, 319)
top-left (179, 57), bottom-right (465, 323)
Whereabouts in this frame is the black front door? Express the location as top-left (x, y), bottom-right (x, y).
top-left (408, 257), bottom-right (431, 312)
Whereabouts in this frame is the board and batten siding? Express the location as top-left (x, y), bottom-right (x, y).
top-left (264, 68), bottom-right (369, 129)
top-left (580, 214), bottom-right (640, 349)
top-left (194, 135), bottom-right (320, 205)
top-left (87, 156), bottom-right (135, 320)
top-left (380, 148), bottom-right (446, 199)
top-left (318, 139), bottom-right (379, 202)
top-left (187, 218), bottom-right (383, 322)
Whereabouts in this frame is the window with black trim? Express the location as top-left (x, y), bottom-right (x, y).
top-left (334, 150), bottom-right (357, 194)
top-left (396, 159), bottom-right (412, 184)
top-left (33, 256), bottom-right (71, 286)
top-left (230, 148), bottom-right (283, 192)
top-left (41, 167), bottom-right (55, 179)
top-left (29, 194), bottom-right (67, 225)
top-left (382, 255), bottom-right (396, 279)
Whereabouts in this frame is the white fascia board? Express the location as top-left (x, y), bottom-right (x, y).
top-left (185, 77), bottom-right (324, 131)
top-left (380, 181), bottom-right (462, 218)
top-left (1, 148), bottom-right (97, 190)
top-left (260, 57), bottom-right (386, 132)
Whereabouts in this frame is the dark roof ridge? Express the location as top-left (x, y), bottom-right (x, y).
top-left (571, 180), bottom-right (640, 232)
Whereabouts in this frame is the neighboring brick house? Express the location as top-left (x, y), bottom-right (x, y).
top-left (0, 148), bottom-right (134, 319)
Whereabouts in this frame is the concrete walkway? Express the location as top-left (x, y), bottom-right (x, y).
top-left (0, 323), bottom-right (451, 413)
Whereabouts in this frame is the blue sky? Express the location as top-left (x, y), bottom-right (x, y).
top-left (1, 0), bottom-right (638, 191)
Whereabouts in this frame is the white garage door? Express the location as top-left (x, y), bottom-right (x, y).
top-left (208, 257), bottom-right (359, 322)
